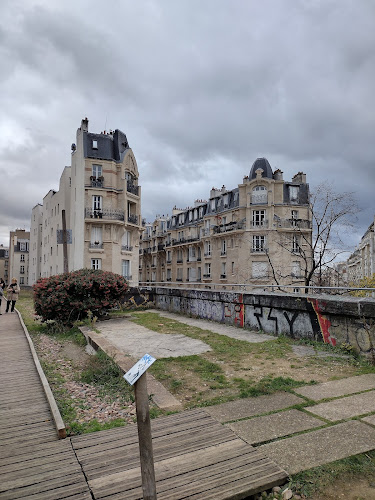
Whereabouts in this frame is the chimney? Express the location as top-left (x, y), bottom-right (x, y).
top-left (81, 117), bottom-right (89, 132)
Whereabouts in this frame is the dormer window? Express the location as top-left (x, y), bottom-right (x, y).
top-left (92, 140), bottom-right (98, 149)
top-left (289, 186), bottom-right (299, 203)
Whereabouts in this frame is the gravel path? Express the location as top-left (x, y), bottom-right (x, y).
top-left (35, 334), bottom-right (136, 426)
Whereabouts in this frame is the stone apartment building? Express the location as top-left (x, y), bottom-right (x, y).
top-left (0, 244), bottom-right (9, 284)
top-left (346, 216), bottom-right (375, 284)
top-left (8, 230), bottom-right (30, 286)
top-left (29, 118), bottom-right (142, 285)
top-left (139, 158), bottom-right (312, 289)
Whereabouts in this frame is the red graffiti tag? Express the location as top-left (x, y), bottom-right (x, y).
top-left (234, 294), bottom-right (244, 327)
top-left (308, 298), bottom-right (336, 346)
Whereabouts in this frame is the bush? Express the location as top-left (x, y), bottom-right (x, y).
top-left (33, 269), bottom-right (127, 325)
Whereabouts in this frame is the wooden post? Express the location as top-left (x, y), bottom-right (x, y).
top-left (62, 209), bottom-right (69, 273)
top-left (134, 373), bottom-right (157, 500)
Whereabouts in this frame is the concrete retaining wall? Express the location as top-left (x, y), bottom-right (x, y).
top-left (124, 287), bottom-right (375, 357)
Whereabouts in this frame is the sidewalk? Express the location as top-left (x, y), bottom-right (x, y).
top-left (91, 311), bottom-right (375, 475)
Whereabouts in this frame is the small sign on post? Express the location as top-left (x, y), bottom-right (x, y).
top-left (124, 354), bottom-right (157, 500)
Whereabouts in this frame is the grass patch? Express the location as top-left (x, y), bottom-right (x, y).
top-left (81, 349), bottom-right (134, 402)
top-left (234, 375), bottom-right (307, 398)
top-left (290, 451), bottom-right (375, 497)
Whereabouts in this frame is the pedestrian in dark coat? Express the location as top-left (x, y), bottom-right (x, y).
top-left (6, 278), bottom-right (20, 313)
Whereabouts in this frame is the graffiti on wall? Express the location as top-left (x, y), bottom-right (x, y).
top-left (122, 288), bottom-right (154, 308)
top-left (307, 298), bottom-right (336, 346)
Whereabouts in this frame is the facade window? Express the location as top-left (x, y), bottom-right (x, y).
top-left (20, 277), bottom-right (24, 285)
top-left (122, 260), bottom-right (131, 279)
top-left (91, 226), bottom-right (103, 247)
top-left (291, 210), bottom-right (299, 227)
top-left (292, 235), bottom-right (300, 253)
top-left (167, 250), bottom-right (172, 263)
top-left (221, 262), bottom-right (226, 278)
top-left (231, 261), bottom-right (235, 274)
top-left (20, 242), bottom-right (27, 251)
top-left (223, 194), bottom-right (228, 207)
top-left (92, 164), bottom-right (102, 178)
top-left (197, 267), bottom-right (201, 280)
top-left (20, 265), bottom-right (25, 274)
top-left (289, 186), bottom-right (299, 203)
top-left (91, 258), bottom-right (101, 270)
top-left (167, 269), bottom-right (171, 281)
top-left (177, 268), bottom-right (183, 281)
top-left (221, 239), bottom-right (227, 255)
top-left (189, 211), bottom-right (193, 222)
top-left (92, 195), bottom-right (102, 211)
top-left (20, 254), bottom-right (25, 262)
top-left (252, 235), bottom-right (266, 252)
top-left (122, 230), bottom-right (131, 250)
top-left (198, 206), bottom-right (204, 218)
top-left (211, 199), bottom-right (216, 210)
top-left (252, 210), bottom-right (266, 227)
top-left (178, 214), bottom-right (185, 225)
top-left (204, 263), bottom-right (211, 278)
top-left (292, 261), bottom-right (301, 278)
top-left (92, 140), bottom-right (98, 149)
top-left (252, 262), bottom-right (268, 278)
top-left (251, 186), bottom-right (267, 204)
top-left (177, 249), bottom-right (183, 263)
top-left (205, 240), bottom-right (211, 256)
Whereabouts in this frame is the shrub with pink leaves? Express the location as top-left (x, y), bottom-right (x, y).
top-left (33, 269), bottom-right (128, 325)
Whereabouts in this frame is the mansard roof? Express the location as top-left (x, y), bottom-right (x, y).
top-left (249, 157), bottom-right (273, 179)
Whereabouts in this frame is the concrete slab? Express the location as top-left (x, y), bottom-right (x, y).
top-left (154, 310), bottom-right (275, 343)
top-left (306, 390), bottom-right (375, 421)
top-left (362, 414), bottom-right (375, 426)
top-left (227, 409), bottom-right (323, 445)
top-left (294, 373), bottom-right (375, 401)
top-left (97, 317), bottom-right (211, 358)
top-left (259, 420), bottom-right (375, 474)
top-left (205, 392), bottom-right (304, 423)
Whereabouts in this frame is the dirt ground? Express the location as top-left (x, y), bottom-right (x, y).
top-left (309, 477), bottom-right (375, 499)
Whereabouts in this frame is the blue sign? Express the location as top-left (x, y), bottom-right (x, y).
top-left (123, 354), bottom-right (156, 385)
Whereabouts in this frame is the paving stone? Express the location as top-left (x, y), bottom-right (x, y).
top-left (259, 420), bottom-right (375, 474)
top-left (97, 318), bottom-right (211, 358)
top-left (362, 414), bottom-right (375, 426)
top-left (205, 392), bottom-right (303, 423)
top-left (294, 373), bottom-right (375, 401)
top-left (227, 409), bottom-right (323, 444)
top-left (305, 390), bottom-right (375, 421)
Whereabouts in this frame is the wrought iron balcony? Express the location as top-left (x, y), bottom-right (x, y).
top-left (89, 242), bottom-right (103, 249)
top-left (90, 178), bottom-right (104, 188)
top-left (127, 182), bottom-right (139, 195)
top-left (251, 220), bottom-right (268, 228)
top-left (220, 274), bottom-right (227, 279)
top-left (128, 214), bottom-right (138, 224)
top-left (85, 208), bottom-right (125, 221)
top-left (158, 243), bottom-right (165, 251)
top-left (121, 245), bottom-right (133, 251)
top-left (213, 221), bottom-right (245, 233)
top-left (251, 246), bottom-right (268, 253)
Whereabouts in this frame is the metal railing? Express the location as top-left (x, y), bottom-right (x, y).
top-left (121, 245), bottom-right (133, 251)
top-left (127, 182), bottom-right (139, 195)
top-left (85, 208), bottom-right (125, 221)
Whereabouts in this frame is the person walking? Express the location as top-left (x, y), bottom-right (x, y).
top-left (0, 278), bottom-right (5, 314)
top-left (5, 278), bottom-right (20, 313)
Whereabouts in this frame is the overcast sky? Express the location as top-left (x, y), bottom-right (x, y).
top-left (0, 0), bottom-right (374, 257)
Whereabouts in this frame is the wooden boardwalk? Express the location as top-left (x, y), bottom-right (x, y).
top-left (0, 308), bottom-right (91, 499)
top-left (72, 408), bottom-right (287, 499)
top-left (0, 307), bottom-right (288, 499)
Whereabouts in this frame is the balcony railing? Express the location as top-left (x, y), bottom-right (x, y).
top-left (221, 251), bottom-right (227, 256)
top-left (85, 208), bottom-right (125, 221)
top-left (158, 243), bottom-right (165, 251)
top-left (220, 274), bottom-right (227, 279)
top-left (123, 275), bottom-right (132, 280)
top-left (128, 214), bottom-right (138, 224)
top-left (121, 245), bottom-right (133, 251)
top-left (90, 179), bottom-right (104, 188)
top-left (251, 247), bottom-right (268, 253)
top-left (276, 219), bottom-right (311, 229)
top-left (166, 259), bottom-right (172, 264)
top-left (89, 242), bottom-right (103, 249)
top-left (251, 220), bottom-right (268, 228)
top-left (177, 259), bottom-right (183, 263)
top-left (213, 221), bottom-right (245, 234)
top-left (204, 252), bottom-right (211, 257)
top-left (127, 182), bottom-right (139, 195)
top-left (203, 274), bottom-right (211, 278)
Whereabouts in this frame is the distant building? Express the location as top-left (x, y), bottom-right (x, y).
top-left (347, 216), bottom-right (375, 284)
top-left (139, 158), bottom-right (312, 290)
top-left (9, 229), bottom-right (30, 286)
top-left (29, 118), bottom-right (142, 285)
top-left (0, 244), bottom-right (9, 284)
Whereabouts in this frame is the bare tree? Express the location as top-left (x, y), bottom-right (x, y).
top-left (277, 182), bottom-right (359, 290)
